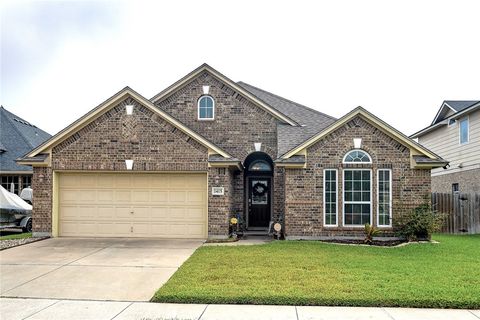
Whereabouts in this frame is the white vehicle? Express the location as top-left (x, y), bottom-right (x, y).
top-left (0, 186), bottom-right (32, 232)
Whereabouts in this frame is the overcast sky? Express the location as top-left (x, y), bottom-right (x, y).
top-left (1, 0), bottom-right (479, 136)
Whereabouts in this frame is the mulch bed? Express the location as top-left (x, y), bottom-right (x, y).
top-left (320, 239), bottom-right (406, 247)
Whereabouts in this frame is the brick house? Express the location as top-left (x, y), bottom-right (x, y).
top-left (18, 64), bottom-right (446, 239)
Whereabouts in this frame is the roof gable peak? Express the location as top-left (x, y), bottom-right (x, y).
top-left (150, 64), bottom-right (299, 126)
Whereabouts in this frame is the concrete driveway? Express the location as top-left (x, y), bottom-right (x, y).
top-left (0, 238), bottom-right (203, 301)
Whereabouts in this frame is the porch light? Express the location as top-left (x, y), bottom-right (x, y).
top-left (125, 159), bottom-right (134, 170)
top-left (202, 86), bottom-right (210, 95)
top-left (125, 104), bottom-right (134, 115)
top-left (354, 138), bottom-right (362, 149)
top-left (254, 142), bottom-right (262, 151)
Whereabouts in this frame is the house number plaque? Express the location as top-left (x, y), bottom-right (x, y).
top-left (212, 187), bottom-right (224, 196)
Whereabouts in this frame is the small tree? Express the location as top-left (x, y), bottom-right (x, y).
top-left (396, 202), bottom-right (445, 241)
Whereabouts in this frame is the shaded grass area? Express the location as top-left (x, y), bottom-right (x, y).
top-left (0, 232), bottom-right (32, 240)
top-left (153, 234), bottom-right (480, 308)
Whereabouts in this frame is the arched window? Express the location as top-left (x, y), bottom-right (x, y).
top-left (248, 160), bottom-right (272, 172)
top-left (343, 149), bottom-right (372, 163)
top-left (198, 96), bottom-right (214, 120)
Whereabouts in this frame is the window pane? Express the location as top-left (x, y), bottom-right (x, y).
top-left (344, 170), bottom-right (371, 226)
top-left (353, 171), bottom-right (361, 180)
top-left (344, 150), bottom-right (371, 163)
top-left (460, 118), bottom-right (468, 143)
top-left (324, 170), bottom-right (337, 225)
top-left (206, 108), bottom-right (213, 118)
top-left (199, 108), bottom-right (207, 118)
top-left (206, 97), bottom-right (213, 108)
top-left (378, 169), bottom-right (391, 226)
top-left (199, 96), bottom-right (214, 119)
top-left (344, 171), bottom-right (352, 180)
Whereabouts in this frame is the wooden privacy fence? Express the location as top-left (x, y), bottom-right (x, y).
top-left (432, 192), bottom-right (480, 234)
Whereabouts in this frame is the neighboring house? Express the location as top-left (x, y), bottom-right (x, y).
top-left (18, 64), bottom-right (446, 239)
top-left (411, 101), bottom-right (480, 194)
top-left (0, 106), bottom-right (51, 195)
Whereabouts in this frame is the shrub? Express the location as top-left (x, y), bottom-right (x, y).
top-left (364, 223), bottom-right (380, 244)
top-left (396, 203), bottom-right (445, 241)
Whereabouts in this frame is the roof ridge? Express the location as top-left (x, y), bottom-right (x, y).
top-left (237, 81), bottom-right (337, 121)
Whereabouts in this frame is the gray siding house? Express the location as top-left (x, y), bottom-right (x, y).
top-left (411, 101), bottom-right (480, 193)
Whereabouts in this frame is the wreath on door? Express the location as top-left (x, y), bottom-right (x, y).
top-left (252, 182), bottom-right (269, 197)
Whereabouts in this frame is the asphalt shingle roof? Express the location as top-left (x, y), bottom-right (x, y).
top-left (0, 106), bottom-right (51, 172)
top-left (444, 100), bottom-right (480, 112)
top-left (237, 82), bottom-right (337, 156)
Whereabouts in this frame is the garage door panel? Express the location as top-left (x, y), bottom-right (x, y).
top-left (188, 224), bottom-right (206, 237)
top-left (169, 191), bottom-right (186, 203)
top-left (61, 206), bottom-right (96, 219)
top-left (169, 176), bottom-right (186, 189)
top-left (78, 175), bottom-right (96, 187)
top-left (187, 191), bottom-right (204, 202)
top-left (115, 175), bottom-right (132, 187)
top-left (132, 175), bottom-right (150, 188)
top-left (132, 207), bottom-right (150, 219)
top-left (60, 190), bottom-right (80, 202)
top-left (59, 173), bottom-right (207, 238)
top-left (132, 190), bottom-right (150, 202)
top-left (97, 175), bottom-right (115, 187)
top-left (98, 190), bottom-right (114, 202)
top-left (186, 207), bottom-right (205, 220)
top-left (115, 207), bottom-right (134, 219)
top-left (97, 207), bottom-right (115, 218)
top-left (151, 191), bottom-right (168, 202)
top-left (115, 191), bottom-right (131, 202)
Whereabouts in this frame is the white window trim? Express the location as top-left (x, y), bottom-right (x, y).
top-left (459, 116), bottom-right (469, 145)
top-left (323, 169), bottom-right (338, 227)
top-left (197, 95), bottom-right (215, 120)
top-left (377, 169), bottom-right (392, 227)
top-left (342, 168), bottom-right (372, 227)
top-left (342, 149), bottom-right (372, 164)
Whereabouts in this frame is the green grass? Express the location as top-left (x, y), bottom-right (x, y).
top-left (153, 234), bottom-right (480, 308)
top-left (0, 232), bottom-right (32, 240)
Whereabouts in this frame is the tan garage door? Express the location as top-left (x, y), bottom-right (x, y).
top-left (58, 173), bottom-right (207, 238)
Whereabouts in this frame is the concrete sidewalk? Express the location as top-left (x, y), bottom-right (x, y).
top-left (1, 298), bottom-right (479, 320)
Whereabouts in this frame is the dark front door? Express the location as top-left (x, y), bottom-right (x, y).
top-left (248, 178), bottom-right (271, 228)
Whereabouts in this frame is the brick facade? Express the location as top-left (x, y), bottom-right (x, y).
top-left (30, 70), bottom-right (434, 239)
top-left (208, 167), bottom-right (235, 237)
top-left (155, 71), bottom-right (279, 161)
top-left (32, 98), bottom-right (235, 236)
top-left (52, 98), bottom-right (208, 172)
top-left (284, 115), bottom-right (431, 238)
top-left (31, 167), bottom-right (52, 237)
top-left (432, 169), bottom-right (480, 193)
top-left (156, 71), bottom-right (285, 230)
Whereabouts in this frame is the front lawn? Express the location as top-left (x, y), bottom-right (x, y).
top-left (0, 232), bottom-right (32, 240)
top-left (153, 234), bottom-right (480, 308)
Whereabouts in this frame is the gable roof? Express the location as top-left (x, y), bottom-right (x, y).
top-left (150, 64), bottom-right (299, 126)
top-left (280, 106), bottom-right (443, 163)
top-left (20, 87), bottom-right (232, 162)
top-left (0, 106), bottom-right (51, 172)
top-left (412, 100), bottom-right (480, 138)
top-left (432, 100), bottom-right (480, 125)
top-left (237, 82), bottom-right (337, 156)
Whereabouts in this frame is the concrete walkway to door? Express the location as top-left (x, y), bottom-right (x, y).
top-left (0, 238), bottom-right (203, 301)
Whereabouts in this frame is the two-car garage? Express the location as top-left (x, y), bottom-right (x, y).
top-left (57, 173), bottom-right (207, 238)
